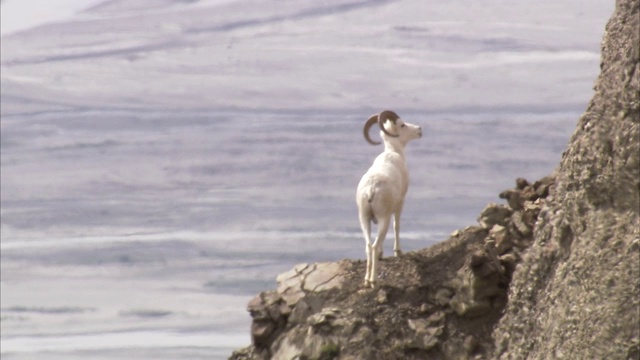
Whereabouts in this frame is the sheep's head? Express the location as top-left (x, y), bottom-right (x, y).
top-left (363, 110), bottom-right (422, 145)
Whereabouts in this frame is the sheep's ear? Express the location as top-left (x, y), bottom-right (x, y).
top-left (384, 118), bottom-right (396, 129)
top-left (378, 110), bottom-right (400, 138)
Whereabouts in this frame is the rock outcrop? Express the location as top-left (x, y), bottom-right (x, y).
top-left (231, 177), bottom-right (553, 359)
top-left (230, 0), bottom-right (639, 358)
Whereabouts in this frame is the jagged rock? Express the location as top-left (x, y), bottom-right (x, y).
top-left (427, 311), bottom-right (446, 324)
top-left (349, 325), bottom-right (373, 343)
top-left (251, 320), bottom-right (277, 347)
top-left (308, 307), bottom-right (342, 328)
top-left (510, 211), bottom-right (531, 237)
top-left (520, 185), bottom-right (539, 201)
top-left (243, 262), bottom-right (349, 352)
top-left (269, 305), bottom-right (360, 360)
top-left (247, 291), bottom-right (279, 320)
top-left (405, 319), bottom-right (443, 351)
top-left (450, 297), bottom-right (491, 318)
top-left (422, 335), bottom-right (440, 350)
top-left (404, 333), bottom-right (439, 351)
top-left (448, 237), bottom-right (510, 320)
top-left (532, 176), bottom-right (555, 198)
top-left (408, 318), bottom-right (429, 332)
top-left (375, 288), bottom-right (388, 304)
top-left (522, 200), bottom-right (542, 224)
top-left (246, 291), bottom-right (288, 348)
top-left (469, 242), bottom-right (503, 279)
top-left (515, 178), bottom-right (529, 190)
top-left (490, 224), bottom-right (512, 255)
top-left (499, 253), bottom-right (518, 275)
top-left (435, 287), bottom-right (454, 306)
top-left (450, 282), bottom-right (491, 318)
top-left (418, 303), bottom-right (430, 314)
top-left (426, 325), bottom-right (443, 337)
top-left (477, 203), bottom-right (512, 229)
top-left (230, 346), bottom-right (259, 360)
top-left (271, 333), bottom-right (332, 360)
top-left (499, 189), bottom-right (524, 211)
top-left (289, 296), bottom-right (325, 325)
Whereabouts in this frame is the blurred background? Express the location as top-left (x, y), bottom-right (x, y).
top-left (1, 0), bottom-right (613, 359)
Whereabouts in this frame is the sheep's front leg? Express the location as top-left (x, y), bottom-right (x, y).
top-left (393, 211), bottom-right (403, 257)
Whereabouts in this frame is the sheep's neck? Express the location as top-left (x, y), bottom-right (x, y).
top-left (382, 138), bottom-right (406, 158)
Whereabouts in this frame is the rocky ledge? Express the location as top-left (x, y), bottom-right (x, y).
top-left (230, 176), bottom-right (555, 360)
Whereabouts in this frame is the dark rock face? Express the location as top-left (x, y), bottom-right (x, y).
top-left (231, 1), bottom-right (639, 358)
top-left (493, 0), bottom-right (640, 358)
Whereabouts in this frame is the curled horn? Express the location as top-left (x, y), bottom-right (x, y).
top-left (378, 110), bottom-right (400, 138)
top-left (363, 114), bottom-right (381, 145)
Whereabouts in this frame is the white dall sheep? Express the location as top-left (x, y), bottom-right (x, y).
top-left (356, 110), bottom-right (422, 287)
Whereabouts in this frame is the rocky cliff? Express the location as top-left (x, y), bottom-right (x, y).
top-left (230, 0), bottom-right (639, 358)
top-left (492, 0), bottom-right (639, 358)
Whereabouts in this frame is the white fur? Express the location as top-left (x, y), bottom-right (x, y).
top-left (356, 113), bottom-right (422, 287)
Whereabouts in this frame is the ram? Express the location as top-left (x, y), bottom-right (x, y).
top-left (356, 110), bottom-right (422, 287)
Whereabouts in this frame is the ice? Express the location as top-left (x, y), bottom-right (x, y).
top-left (0, 0), bottom-right (105, 35)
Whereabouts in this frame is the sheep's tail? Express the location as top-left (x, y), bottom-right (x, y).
top-left (366, 187), bottom-right (378, 224)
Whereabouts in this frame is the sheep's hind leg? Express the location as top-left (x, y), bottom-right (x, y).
top-left (371, 220), bottom-right (384, 260)
top-left (393, 211), bottom-right (403, 257)
top-left (364, 243), bottom-right (373, 287)
top-left (370, 217), bottom-right (391, 287)
top-left (360, 215), bottom-right (374, 287)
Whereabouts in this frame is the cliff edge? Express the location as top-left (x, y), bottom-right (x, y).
top-left (231, 0), bottom-right (639, 358)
